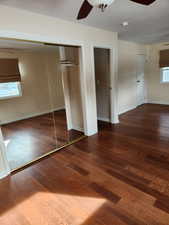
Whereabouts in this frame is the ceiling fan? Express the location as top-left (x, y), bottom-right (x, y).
top-left (77, 0), bottom-right (156, 20)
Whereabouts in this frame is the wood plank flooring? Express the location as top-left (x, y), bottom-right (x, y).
top-left (1, 103), bottom-right (169, 225)
top-left (1, 110), bottom-right (83, 170)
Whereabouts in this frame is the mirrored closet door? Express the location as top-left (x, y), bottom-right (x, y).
top-left (0, 39), bottom-right (84, 171)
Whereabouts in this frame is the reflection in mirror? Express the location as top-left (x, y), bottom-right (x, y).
top-left (0, 39), bottom-right (84, 171)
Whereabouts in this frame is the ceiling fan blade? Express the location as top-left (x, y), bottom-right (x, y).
top-left (77, 0), bottom-right (93, 20)
top-left (129, 0), bottom-right (156, 5)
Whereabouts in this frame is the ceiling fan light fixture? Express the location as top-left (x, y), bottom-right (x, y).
top-left (77, 0), bottom-right (156, 20)
top-left (87, 0), bottom-right (115, 7)
top-left (122, 21), bottom-right (129, 27)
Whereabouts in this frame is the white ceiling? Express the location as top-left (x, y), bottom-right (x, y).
top-left (0, 0), bottom-right (169, 44)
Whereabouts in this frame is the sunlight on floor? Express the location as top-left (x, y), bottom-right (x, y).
top-left (0, 192), bottom-right (107, 225)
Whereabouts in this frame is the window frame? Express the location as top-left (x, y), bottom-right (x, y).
top-left (0, 82), bottom-right (22, 100)
top-left (160, 67), bottom-right (169, 84)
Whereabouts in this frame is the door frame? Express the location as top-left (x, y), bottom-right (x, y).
top-left (0, 129), bottom-right (10, 179)
top-left (92, 45), bottom-right (119, 124)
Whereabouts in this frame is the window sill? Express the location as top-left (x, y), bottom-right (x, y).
top-left (0, 94), bottom-right (22, 100)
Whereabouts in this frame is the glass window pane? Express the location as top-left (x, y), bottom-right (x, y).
top-left (0, 82), bottom-right (20, 98)
top-left (162, 67), bottom-right (169, 82)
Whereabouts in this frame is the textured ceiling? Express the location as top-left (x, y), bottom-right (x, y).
top-left (0, 0), bottom-right (169, 44)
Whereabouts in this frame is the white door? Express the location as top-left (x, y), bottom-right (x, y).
top-left (136, 55), bottom-right (145, 106)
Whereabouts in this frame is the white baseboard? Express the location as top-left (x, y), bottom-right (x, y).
top-left (148, 100), bottom-right (169, 105)
top-left (98, 116), bottom-right (120, 124)
top-left (118, 100), bottom-right (169, 116)
top-left (0, 169), bottom-right (10, 179)
top-left (144, 99), bottom-right (148, 104)
top-left (71, 126), bottom-right (84, 132)
top-left (111, 117), bottom-right (119, 124)
top-left (118, 105), bottom-right (137, 115)
top-left (0, 106), bottom-right (65, 125)
top-left (97, 117), bottom-right (110, 122)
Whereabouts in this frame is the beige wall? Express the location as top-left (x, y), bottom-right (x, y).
top-left (118, 40), bottom-right (147, 114)
top-left (147, 43), bottom-right (169, 104)
top-left (0, 50), bottom-right (65, 124)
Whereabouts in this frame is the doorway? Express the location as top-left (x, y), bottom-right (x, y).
top-left (94, 48), bottom-right (111, 123)
top-left (136, 54), bottom-right (146, 106)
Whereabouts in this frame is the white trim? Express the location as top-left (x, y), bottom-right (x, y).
top-left (144, 98), bottom-right (148, 104)
top-left (79, 45), bottom-right (98, 136)
top-left (110, 47), bottom-right (119, 124)
top-left (0, 107), bottom-right (65, 125)
top-left (0, 30), bottom-right (83, 47)
top-left (72, 126), bottom-right (84, 132)
top-left (79, 47), bottom-right (88, 135)
top-left (160, 67), bottom-right (169, 84)
top-left (160, 81), bottom-right (169, 84)
top-left (97, 117), bottom-right (110, 122)
top-left (0, 129), bottom-right (10, 179)
top-left (0, 94), bottom-right (21, 101)
top-left (147, 100), bottom-right (169, 105)
top-left (118, 105), bottom-right (137, 115)
top-left (118, 101), bottom-right (169, 115)
top-left (0, 169), bottom-right (10, 179)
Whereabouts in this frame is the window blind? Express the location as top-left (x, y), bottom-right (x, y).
top-left (159, 50), bottom-right (169, 68)
top-left (0, 58), bottom-right (21, 83)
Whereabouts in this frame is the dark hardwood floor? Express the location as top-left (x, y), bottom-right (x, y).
top-left (1, 110), bottom-right (83, 170)
top-left (1, 104), bottom-right (169, 225)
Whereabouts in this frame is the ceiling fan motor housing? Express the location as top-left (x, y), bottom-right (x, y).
top-left (88, 0), bottom-right (115, 7)
top-left (77, 0), bottom-right (156, 20)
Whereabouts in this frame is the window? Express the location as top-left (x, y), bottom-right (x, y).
top-left (0, 82), bottom-right (22, 99)
top-left (161, 67), bottom-right (169, 83)
top-left (0, 58), bottom-right (21, 99)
